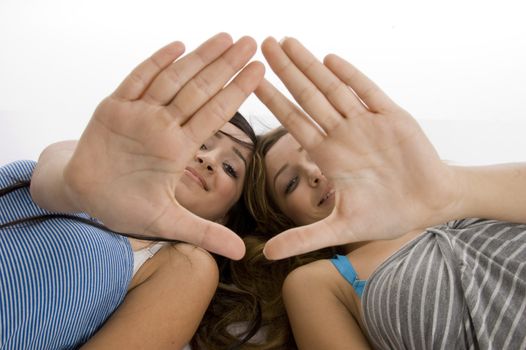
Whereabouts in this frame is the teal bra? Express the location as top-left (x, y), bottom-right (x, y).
top-left (330, 254), bottom-right (367, 298)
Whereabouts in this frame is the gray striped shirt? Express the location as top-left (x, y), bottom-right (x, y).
top-left (362, 218), bottom-right (526, 349)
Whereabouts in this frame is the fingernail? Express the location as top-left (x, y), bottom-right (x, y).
top-left (279, 36), bottom-right (289, 45)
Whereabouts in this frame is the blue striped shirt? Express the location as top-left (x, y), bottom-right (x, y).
top-left (0, 160), bottom-right (133, 349)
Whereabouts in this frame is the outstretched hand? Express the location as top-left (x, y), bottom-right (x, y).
top-left (256, 37), bottom-right (460, 260)
top-left (64, 33), bottom-right (264, 260)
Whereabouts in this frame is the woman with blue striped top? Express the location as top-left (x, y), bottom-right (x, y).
top-left (1, 33), bottom-right (265, 349)
top-left (244, 36), bottom-right (526, 349)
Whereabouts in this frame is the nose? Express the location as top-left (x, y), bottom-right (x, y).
top-left (196, 152), bottom-right (216, 173)
top-left (307, 163), bottom-right (324, 187)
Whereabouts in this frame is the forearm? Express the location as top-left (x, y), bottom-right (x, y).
top-left (30, 140), bottom-right (83, 213)
top-left (450, 163), bottom-right (526, 224)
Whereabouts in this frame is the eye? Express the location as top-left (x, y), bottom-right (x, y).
top-left (284, 176), bottom-right (299, 195)
top-left (223, 162), bottom-right (238, 179)
top-left (200, 144), bottom-right (207, 150)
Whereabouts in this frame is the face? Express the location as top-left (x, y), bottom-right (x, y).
top-left (265, 133), bottom-right (335, 226)
top-left (174, 123), bottom-right (253, 222)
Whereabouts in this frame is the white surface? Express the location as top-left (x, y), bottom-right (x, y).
top-left (1, 0), bottom-right (525, 165)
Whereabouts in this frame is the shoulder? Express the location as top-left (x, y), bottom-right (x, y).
top-left (283, 258), bottom-right (351, 298)
top-left (129, 242), bottom-right (219, 291)
top-left (283, 258), bottom-right (363, 323)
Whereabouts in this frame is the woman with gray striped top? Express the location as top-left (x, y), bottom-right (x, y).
top-left (249, 36), bottom-right (526, 349)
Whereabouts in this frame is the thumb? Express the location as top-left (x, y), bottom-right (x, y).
top-left (154, 203), bottom-right (246, 260)
top-left (263, 215), bottom-right (352, 260)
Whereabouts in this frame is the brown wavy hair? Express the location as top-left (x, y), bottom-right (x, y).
top-left (1, 124), bottom-right (337, 349)
top-left (193, 127), bottom-right (338, 349)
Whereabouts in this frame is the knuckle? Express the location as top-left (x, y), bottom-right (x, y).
top-left (148, 54), bottom-right (165, 71)
top-left (274, 59), bottom-right (293, 75)
top-left (297, 85), bottom-right (319, 105)
top-left (189, 73), bottom-right (213, 97)
top-left (164, 67), bottom-right (183, 91)
top-left (324, 79), bottom-right (344, 99)
top-left (208, 98), bottom-right (231, 123)
top-left (127, 71), bottom-right (147, 92)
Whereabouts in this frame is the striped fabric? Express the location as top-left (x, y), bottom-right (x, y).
top-left (362, 218), bottom-right (526, 349)
top-left (0, 160), bottom-right (133, 349)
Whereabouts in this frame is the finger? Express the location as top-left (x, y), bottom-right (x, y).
top-left (263, 216), bottom-right (353, 259)
top-left (255, 78), bottom-right (325, 151)
top-left (152, 203), bottom-right (246, 260)
top-left (143, 32), bottom-right (234, 105)
top-left (168, 36), bottom-right (257, 124)
top-left (281, 37), bottom-right (368, 119)
top-left (182, 61), bottom-right (265, 145)
top-left (261, 37), bottom-right (341, 134)
top-left (112, 41), bottom-right (186, 101)
top-left (324, 54), bottom-right (396, 113)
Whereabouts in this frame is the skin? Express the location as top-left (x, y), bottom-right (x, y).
top-left (174, 122), bottom-right (252, 223)
top-left (256, 36), bottom-right (526, 349)
top-left (265, 131), bottom-right (420, 349)
top-left (130, 122), bottom-right (252, 250)
top-left (35, 120), bottom-right (254, 349)
top-left (265, 133), bottom-right (334, 226)
top-left (256, 36), bottom-right (526, 260)
top-left (31, 33), bottom-right (265, 260)
top-left (29, 33), bottom-right (263, 349)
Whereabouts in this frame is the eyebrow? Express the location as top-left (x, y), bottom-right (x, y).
top-left (233, 147), bottom-right (247, 169)
top-left (215, 132), bottom-right (248, 170)
top-left (273, 163), bottom-right (289, 193)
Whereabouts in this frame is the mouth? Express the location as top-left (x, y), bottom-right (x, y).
top-left (184, 167), bottom-right (209, 191)
top-left (318, 189), bottom-right (335, 206)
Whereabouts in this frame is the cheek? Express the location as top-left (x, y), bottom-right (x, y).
top-left (215, 176), bottom-right (242, 203)
top-left (283, 192), bottom-right (313, 226)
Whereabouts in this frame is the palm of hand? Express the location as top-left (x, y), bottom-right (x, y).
top-left (258, 36), bottom-right (460, 259)
top-left (55, 35), bottom-right (264, 259)
top-left (65, 97), bottom-right (195, 236)
top-left (311, 109), bottom-right (458, 244)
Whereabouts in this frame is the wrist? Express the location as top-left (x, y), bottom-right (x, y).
top-left (418, 164), bottom-right (467, 228)
top-left (30, 141), bottom-right (84, 213)
top-left (440, 165), bottom-right (475, 223)
top-left (61, 162), bottom-right (86, 213)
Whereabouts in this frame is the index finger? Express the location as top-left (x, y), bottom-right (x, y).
top-left (255, 78), bottom-right (325, 151)
top-left (182, 61), bottom-right (265, 145)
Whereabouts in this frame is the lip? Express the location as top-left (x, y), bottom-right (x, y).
top-left (184, 167), bottom-right (209, 191)
top-left (318, 188), bottom-right (335, 206)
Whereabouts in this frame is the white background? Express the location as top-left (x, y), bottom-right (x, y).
top-left (1, 0), bottom-right (525, 165)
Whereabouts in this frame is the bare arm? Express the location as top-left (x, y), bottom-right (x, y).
top-left (30, 141), bottom-right (81, 213)
top-left (452, 164), bottom-right (526, 224)
top-left (81, 243), bottom-right (218, 349)
top-left (283, 260), bottom-right (371, 350)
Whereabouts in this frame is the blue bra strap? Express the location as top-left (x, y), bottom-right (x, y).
top-left (330, 254), bottom-right (366, 298)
